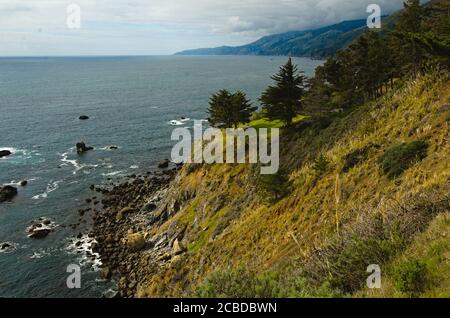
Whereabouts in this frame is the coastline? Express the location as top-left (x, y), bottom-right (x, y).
top-left (90, 165), bottom-right (181, 297)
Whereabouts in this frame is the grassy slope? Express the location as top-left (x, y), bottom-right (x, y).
top-left (137, 71), bottom-right (450, 297)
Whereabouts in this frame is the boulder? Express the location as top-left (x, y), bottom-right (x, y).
top-left (172, 239), bottom-right (187, 255)
top-left (28, 228), bottom-right (51, 239)
top-left (20, 180), bottom-right (28, 187)
top-left (116, 206), bottom-right (134, 221)
top-left (0, 186), bottom-right (18, 202)
top-left (79, 115), bottom-right (90, 120)
top-left (158, 159), bottom-right (170, 169)
top-left (76, 142), bottom-right (94, 154)
top-left (0, 150), bottom-right (12, 158)
top-left (123, 232), bottom-right (146, 252)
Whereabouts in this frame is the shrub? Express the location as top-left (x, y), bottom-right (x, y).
top-left (258, 170), bottom-right (291, 202)
top-left (377, 141), bottom-right (428, 179)
top-left (194, 267), bottom-right (343, 298)
top-left (392, 259), bottom-right (428, 295)
top-left (342, 145), bottom-right (374, 172)
top-left (300, 191), bottom-right (446, 293)
top-left (312, 154), bottom-right (330, 177)
top-left (195, 267), bottom-right (280, 298)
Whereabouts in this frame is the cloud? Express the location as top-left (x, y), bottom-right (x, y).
top-left (0, 0), bottom-right (405, 55)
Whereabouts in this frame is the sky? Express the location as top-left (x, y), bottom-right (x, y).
top-left (0, 0), bottom-right (406, 56)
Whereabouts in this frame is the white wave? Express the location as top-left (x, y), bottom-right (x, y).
top-left (29, 248), bottom-right (52, 259)
top-left (180, 117), bottom-right (191, 122)
top-left (32, 180), bottom-right (63, 200)
top-left (4, 177), bottom-right (38, 187)
top-left (169, 120), bottom-right (184, 126)
top-left (60, 152), bottom-right (98, 175)
top-left (67, 234), bottom-right (102, 270)
top-left (100, 145), bottom-right (120, 151)
top-left (129, 165), bottom-right (139, 169)
top-left (102, 170), bottom-right (124, 177)
top-left (0, 147), bottom-right (37, 161)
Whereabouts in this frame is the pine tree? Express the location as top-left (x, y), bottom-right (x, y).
top-left (207, 90), bottom-right (256, 128)
top-left (395, 0), bottom-right (425, 75)
top-left (231, 91), bottom-right (257, 128)
top-left (207, 89), bottom-right (234, 128)
top-left (304, 68), bottom-right (332, 116)
top-left (260, 58), bottom-right (307, 126)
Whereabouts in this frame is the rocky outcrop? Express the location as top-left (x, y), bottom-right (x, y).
top-left (0, 186), bottom-right (18, 202)
top-left (91, 170), bottom-right (178, 297)
top-left (26, 218), bottom-right (56, 239)
top-left (172, 239), bottom-right (187, 256)
top-left (76, 142), bottom-right (94, 154)
top-left (0, 150), bottom-right (12, 158)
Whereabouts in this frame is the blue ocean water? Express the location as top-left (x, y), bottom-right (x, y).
top-left (0, 55), bottom-right (322, 297)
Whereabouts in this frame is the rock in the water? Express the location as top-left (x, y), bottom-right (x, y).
top-left (76, 142), bottom-right (94, 154)
top-left (28, 228), bottom-right (51, 239)
top-left (172, 239), bottom-right (187, 255)
top-left (79, 115), bottom-right (90, 120)
top-left (109, 146), bottom-right (119, 150)
top-left (158, 159), bottom-right (170, 168)
top-left (0, 242), bottom-right (16, 253)
top-left (20, 180), bottom-right (28, 187)
top-left (27, 218), bottom-right (55, 239)
top-left (0, 186), bottom-right (18, 202)
top-left (0, 150), bottom-right (12, 158)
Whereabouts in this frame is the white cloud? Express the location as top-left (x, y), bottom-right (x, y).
top-left (0, 0), bottom-right (405, 55)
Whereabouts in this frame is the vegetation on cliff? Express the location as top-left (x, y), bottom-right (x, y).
top-left (100, 0), bottom-right (449, 298)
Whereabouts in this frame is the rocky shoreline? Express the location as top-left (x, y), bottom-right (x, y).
top-left (90, 165), bottom-right (184, 297)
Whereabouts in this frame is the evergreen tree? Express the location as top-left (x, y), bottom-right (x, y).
top-left (207, 90), bottom-right (256, 128)
top-left (304, 67), bottom-right (332, 116)
top-left (395, 0), bottom-right (425, 75)
top-left (260, 58), bottom-right (307, 125)
top-left (207, 89), bottom-right (234, 128)
top-left (231, 91), bottom-right (257, 128)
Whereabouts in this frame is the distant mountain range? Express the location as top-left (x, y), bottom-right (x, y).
top-left (176, 19), bottom-right (374, 59)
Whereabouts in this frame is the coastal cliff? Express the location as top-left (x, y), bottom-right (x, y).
top-left (94, 71), bottom-right (449, 298)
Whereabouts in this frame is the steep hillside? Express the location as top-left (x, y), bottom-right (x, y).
top-left (110, 71), bottom-right (449, 298)
top-left (176, 19), bottom-right (368, 59)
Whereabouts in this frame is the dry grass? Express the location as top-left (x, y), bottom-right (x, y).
top-left (137, 71), bottom-right (450, 297)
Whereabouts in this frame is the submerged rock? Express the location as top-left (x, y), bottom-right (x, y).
top-left (0, 242), bottom-right (16, 253)
top-left (0, 185), bottom-right (18, 202)
top-left (76, 142), bottom-right (94, 154)
top-left (0, 150), bottom-right (12, 158)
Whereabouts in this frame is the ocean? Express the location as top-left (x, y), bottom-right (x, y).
top-left (0, 55), bottom-right (322, 297)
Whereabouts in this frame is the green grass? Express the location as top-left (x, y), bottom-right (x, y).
top-left (247, 115), bottom-right (306, 129)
